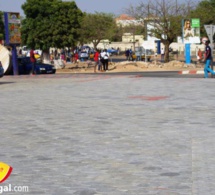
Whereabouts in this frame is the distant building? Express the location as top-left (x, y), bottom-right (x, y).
top-left (115, 14), bottom-right (144, 44)
top-left (122, 33), bottom-right (144, 44)
top-left (115, 14), bottom-right (143, 27)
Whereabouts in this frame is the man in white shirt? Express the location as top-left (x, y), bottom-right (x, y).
top-left (161, 48), bottom-right (165, 63)
top-left (101, 49), bottom-right (110, 71)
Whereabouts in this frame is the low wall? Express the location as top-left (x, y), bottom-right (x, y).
top-left (88, 41), bottom-right (206, 55)
top-left (87, 42), bottom-right (141, 52)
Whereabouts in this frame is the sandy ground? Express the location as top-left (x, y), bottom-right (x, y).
top-left (56, 58), bottom-right (204, 74)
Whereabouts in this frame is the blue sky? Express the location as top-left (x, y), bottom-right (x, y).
top-left (0, 0), bottom-right (193, 17)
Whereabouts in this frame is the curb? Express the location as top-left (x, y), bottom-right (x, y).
top-left (178, 70), bottom-right (204, 74)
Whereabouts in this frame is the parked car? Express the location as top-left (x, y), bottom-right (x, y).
top-left (132, 54), bottom-right (151, 62)
top-left (81, 45), bottom-right (91, 53)
top-left (0, 62), bottom-right (4, 78)
top-left (16, 57), bottom-right (56, 75)
top-left (107, 48), bottom-right (118, 55)
top-left (132, 47), bottom-right (153, 62)
top-left (78, 51), bottom-right (89, 61)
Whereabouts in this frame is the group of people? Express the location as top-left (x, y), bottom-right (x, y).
top-left (30, 40), bottom-right (215, 78)
top-left (93, 49), bottom-right (110, 72)
top-left (50, 48), bottom-right (78, 63)
top-left (125, 49), bottom-right (133, 61)
top-left (96, 41), bottom-right (215, 78)
top-left (49, 47), bottom-right (111, 72)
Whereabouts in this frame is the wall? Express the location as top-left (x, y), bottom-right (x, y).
top-left (87, 41), bottom-right (205, 54)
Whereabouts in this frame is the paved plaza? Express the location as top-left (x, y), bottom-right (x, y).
top-left (1, 74), bottom-right (215, 195)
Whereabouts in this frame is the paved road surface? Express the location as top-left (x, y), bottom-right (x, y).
top-left (1, 74), bottom-right (215, 195)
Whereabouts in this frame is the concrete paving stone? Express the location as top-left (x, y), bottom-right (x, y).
top-left (0, 75), bottom-right (215, 194)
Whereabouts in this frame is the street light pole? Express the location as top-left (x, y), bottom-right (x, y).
top-left (133, 33), bottom-right (135, 49)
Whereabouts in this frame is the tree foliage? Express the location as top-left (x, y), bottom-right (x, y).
top-left (190, 0), bottom-right (215, 38)
top-left (0, 11), bottom-right (4, 40)
top-left (78, 12), bottom-right (117, 49)
top-left (21, 0), bottom-right (83, 50)
top-left (125, 0), bottom-right (198, 62)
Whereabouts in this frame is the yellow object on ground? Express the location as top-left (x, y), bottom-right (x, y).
top-left (0, 162), bottom-right (13, 183)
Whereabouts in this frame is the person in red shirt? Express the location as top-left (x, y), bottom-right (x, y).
top-left (30, 48), bottom-right (36, 75)
top-left (93, 49), bottom-right (101, 72)
top-left (74, 52), bottom-right (79, 63)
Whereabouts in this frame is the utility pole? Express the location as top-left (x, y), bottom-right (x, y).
top-left (133, 25), bottom-right (136, 50)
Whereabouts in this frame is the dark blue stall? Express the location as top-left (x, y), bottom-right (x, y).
top-left (155, 40), bottom-right (161, 54)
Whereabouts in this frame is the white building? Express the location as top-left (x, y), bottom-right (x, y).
top-left (115, 14), bottom-right (143, 27)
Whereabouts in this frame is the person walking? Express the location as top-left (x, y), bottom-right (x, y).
top-left (94, 49), bottom-right (100, 73)
top-left (197, 48), bottom-right (202, 63)
top-left (60, 48), bottom-right (67, 68)
top-left (30, 48), bottom-right (36, 75)
top-left (50, 50), bottom-right (54, 64)
top-left (125, 49), bottom-right (129, 61)
top-left (161, 47), bottom-right (165, 63)
top-left (203, 40), bottom-right (215, 78)
top-left (54, 48), bottom-right (58, 60)
top-left (101, 49), bottom-right (110, 71)
top-left (128, 49), bottom-right (132, 61)
top-left (74, 52), bottom-right (79, 64)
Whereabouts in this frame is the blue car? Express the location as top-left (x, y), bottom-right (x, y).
top-left (17, 57), bottom-right (56, 75)
top-left (0, 62), bottom-right (4, 78)
top-left (107, 48), bottom-right (118, 55)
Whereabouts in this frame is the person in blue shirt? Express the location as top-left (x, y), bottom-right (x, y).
top-left (203, 40), bottom-right (215, 78)
top-left (125, 49), bottom-right (129, 61)
top-left (129, 49), bottom-right (132, 61)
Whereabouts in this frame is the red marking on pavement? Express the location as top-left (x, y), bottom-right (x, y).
top-left (135, 75), bottom-right (142, 78)
top-left (77, 76), bottom-right (111, 83)
top-left (128, 95), bottom-right (169, 101)
top-left (189, 70), bottom-right (197, 74)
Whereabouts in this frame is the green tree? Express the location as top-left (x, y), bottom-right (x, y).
top-left (21, 0), bottom-right (83, 50)
top-left (78, 12), bottom-right (117, 49)
top-left (0, 11), bottom-right (5, 40)
top-left (190, 0), bottom-right (215, 39)
top-left (111, 25), bottom-right (123, 42)
top-left (112, 22), bottom-right (145, 42)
